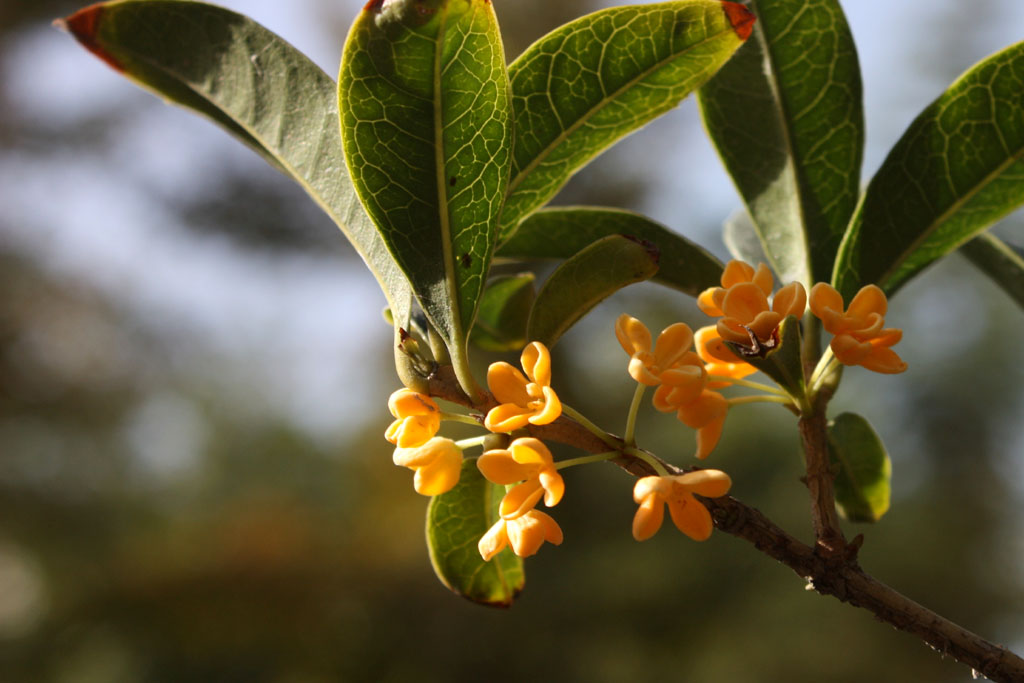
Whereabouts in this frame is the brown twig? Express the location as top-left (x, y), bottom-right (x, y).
top-left (427, 365), bottom-right (1024, 682)
top-left (798, 407), bottom-right (847, 555)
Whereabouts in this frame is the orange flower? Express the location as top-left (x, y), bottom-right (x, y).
top-left (392, 437), bottom-right (462, 496)
top-left (650, 356), bottom-right (729, 460)
top-left (697, 260), bottom-right (774, 317)
top-left (385, 389), bottom-right (441, 448)
top-left (809, 283), bottom-right (907, 374)
top-left (484, 342), bottom-right (562, 432)
top-left (478, 509), bottom-right (564, 561)
top-left (694, 325), bottom-right (756, 387)
top-left (477, 438), bottom-right (564, 519)
top-left (615, 314), bottom-right (695, 386)
top-left (632, 470), bottom-right (732, 541)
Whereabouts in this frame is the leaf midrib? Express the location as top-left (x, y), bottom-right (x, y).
top-left (504, 17), bottom-right (735, 200)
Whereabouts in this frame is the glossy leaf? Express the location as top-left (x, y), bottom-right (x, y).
top-left (60, 1), bottom-right (413, 326)
top-left (722, 208), bottom-right (770, 266)
top-left (500, 0), bottom-right (754, 238)
top-left (498, 207), bottom-right (722, 296)
top-left (339, 0), bottom-right (513, 379)
top-left (699, 0), bottom-right (864, 289)
top-left (725, 315), bottom-right (805, 400)
top-left (834, 42), bottom-right (1024, 299)
top-left (527, 234), bottom-right (660, 348)
top-left (470, 274), bottom-right (536, 351)
top-left (427, 459), bottom-right (525, 607)
top-left (827, 412), bottom-right (891, 523)
top-left (960, 232), bottom-right (1024, 309)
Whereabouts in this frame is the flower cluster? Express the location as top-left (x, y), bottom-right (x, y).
top-left (477, 438), bottom-right (564, 560)
top-left (616, 314), bottom-right (729, 460)
top-left (386, 388), bottom-right (462, 496)
top-left (809, 283), bottom-right (907, 374)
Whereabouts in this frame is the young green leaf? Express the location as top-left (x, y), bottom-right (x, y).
top-left (59, 1), bottom-right (413, 326)
top-left (339, 0), bottom-right (513, 392)
top-left (959, 233), bottom-right (1024, 309)
top-left (722, 208), bottom-right (770, 266)
top-left (834, 41), bottom-right (1024, 299)
top-left (498, 207), bottom-right (722, 296)
top-left (427, 459), bottom-right (525, 607)
top-left (470, 274), bottom-right (536, 352)
top-left (527, 234), bottom-right (660, 348)
top-left (500, 0), bottom-right (755, 238)
top-left (827, 412), bottom-right (892, 523)
top-left (699, 0), bottom-right (864, 289)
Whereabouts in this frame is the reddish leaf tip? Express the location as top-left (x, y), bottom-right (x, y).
top-left (721, 2), bottom-right (756, 41)
top-left (62, 3), bottom-right (124, 73)
top-left (364, 0), bottom-right (384, 11)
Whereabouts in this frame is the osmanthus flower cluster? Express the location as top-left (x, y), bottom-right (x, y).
top-left (383, 259), bottom-right (909, 562)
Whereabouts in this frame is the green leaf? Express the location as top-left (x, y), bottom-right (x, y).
top-left (500, 0), bottom-right (754, 238)
top-left (833, 41), bottom-right (1024, 299)
top-left (527, 234), bottom-right (660, 348)
top-left (426, 459), bottom-right (524, 607)
top-left (724, 314), bottom-right (805, 400)
top-left (470, 274), bottom-right (536, 352)
top-left (827, 412), bottom-right (891, 523)
top-left (960, 232), bottom-right (1024, 309)
top-left (698, 0), bottom-right (864, 289)
top-left (339, 0), bottom-right (513, 391)
top-left (498, 207), bottom-right (722, 297)
top-left (60, 1), bottom-right (413, 326)
top-left (722, 208), bottom-right (769, 265)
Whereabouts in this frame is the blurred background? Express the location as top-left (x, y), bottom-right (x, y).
top-left (1, 0), bottom-right (1023, 681)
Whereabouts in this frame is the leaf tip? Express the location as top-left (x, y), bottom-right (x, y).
top-left (364, 0), bottom-right (385, 11)
top-left (620, 234), bottom-right (661, 267)
top-left (60, 3), bottom-right (124, 73)
top-left (721, 2), bottom-right (756, 41)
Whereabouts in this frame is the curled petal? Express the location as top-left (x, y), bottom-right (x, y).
top-left (830, 334), bottom-right (873, 366)
top-left (809, 283), bottom-right (846, 333)
top-left (695, 326), bottom-right (756, 385)
top-left (721, 260), bottom-right (756, 288)
top-left (847, 284), bottom-right (887, 321)
top-left (500, 478), bottom-right (545, 519)
top-left (676, 390), bottom-right (728, 429)
top-left (527, 385), bottom-right (562, 425)
top-left (747, 310), bottom-right (783, 343)
top-left (393, 436), bottom-right (452, 468)
top-left (632, 495), bottom-right (665, 541)
top-left (521, 341), bottom-right (552, 386)
top-left (697, 287), bottom-right (724, 317)
top-left (538, 469), bottom-right (565, 508)
top-left (477, 449), bottom-right (534, 484)
top-left (721, 282), bottom-right (771, 324)
top-left (859, 345), bottom-right (908, 374)
top-left (752, 262), bottom-right (775, 296)
top-left (386, 413), bottom-right (441, 448)
top-left (508, 437), bottom-right (552, 466)
top-left (694, 412), bottom-right (727, 460)
top-left (628, 355), bottom-right (662, 386)
top-left (388, 389), bottom-right (439, 418)
top-left (413, 449), bottom-right (462, 496)
top-left (667, 494), bottom-right (713, 541)
top-left (716, 317), bottom-right (753, 345)
top-left (615, 314), bottom-right (652, 356)
top-left (506, 510), bottom-right (563, 558)
top-left (872, 328), bottom-right (903, 347)
top-left (652, 367), bottom-right (705, 411)
top-left (679, 469), bottom-right (732, 498)
top-left (487, 362), bottom-right (531, 406)
top-left (484, 403), bottom-right (533, 433)
top-left (633, 475), bottom-right (673, 503)
top-left (772, 282), bottom-right (807, 319)
top-left (478, 519), bottom-right (509, 561)
top-left (652, 323), bottom-right (694, 370)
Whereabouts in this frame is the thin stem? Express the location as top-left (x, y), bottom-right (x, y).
top-left (799, 409), bottom-right (846, 554)
top-left (562, 404), bottom-right (620, 449)
top-left (809, 356), bottom-right (841, 396)
top-left (440, 412), bottom-right (481, 427)
top-left (455, 435), bottom-right (488, 450)
top-left (728, 395), bottom-right (795, 407)
top-left (624, 446), bottom-right (669, 477)
top-left (708, 375), bottom-right (789, 395)
top-left (554, 451), bottom-right (618, 470)
top-left (808, 346), bottom-right (836, 387)
top-left (623, 383), bottom-right (647, 446)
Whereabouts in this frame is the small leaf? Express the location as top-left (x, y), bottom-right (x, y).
top-left (725, 315), bottom-right (805, 400)
top-left (427, 459), bottom-right (524, 607)
top-left (501, 0), bottom-right (753, 238)
top-left (833, 41), bottom-right (1024, 299)
top-left (470, 274), bottom-right (536, 351)
top-left (59, 1), bottom-right (414, 326)
top-left (722, 208), bottom-right (770, 266)
top-left (827, 412), bottom-right (892, 523)
top-left (339, 0), bottom-right (513, 372)
top-left (699, 0), bottom-right (864, 288)
top-left (498, 207), bottom-right (722, 297)
top-left (527, 234), bottom-right (659, 348)
top-left (960, 233), bottom-right (1024, 309)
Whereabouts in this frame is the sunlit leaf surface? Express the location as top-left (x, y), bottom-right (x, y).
top-left (828, 412), bottom-right (891, 523)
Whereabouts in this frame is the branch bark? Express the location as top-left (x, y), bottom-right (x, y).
top-left (427, 365), bottom-right (1024, 682)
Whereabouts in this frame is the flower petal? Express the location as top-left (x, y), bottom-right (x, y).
top-left (477, 449), bottom-right (534, 484)
top-left (386, 414), bottom-right (441, 448)
top-left (752, 262), bottom-right (775, 296)
top-left (527, 386), bottom-right (561, 425)
top-left (697, 287), bottom-right (724, 317)
top-left (633, 475), bottom-right (672, 503)
top-left (632, 495), bottom-right (664, 541)
top-left (667, 494), bottom-right (713, 541)
top-left (506, 510), bottom-right (562, 557)
top-left (860, 346), bottom-right (908, 374)
top-left (830, 334), bottom-right (872, 366)
top-left (539, 469), bottom-right (565, 507)
top-left (721, 282), bottom-right (770, 324)
top-left (388, 388), bottom-right (439, 418)
top-left (809, 283), bottom-right (846, 334)
top-left (393, 436), bottom-right (448, 468)
top-left (847, 284), bottom-right (887, 321)
top-left (487, 362), bottom-right (531, 406)
top-left (716, 317), bottom-right (754, 345)
top-left (652, 323), bottom-right (694, 370)
top-left (521, 341), bottom-right (552, 386)
top-left (676, 390), bottom-right (728, 429)
top-left (478, 520), bottom-right (509, 561)
top-left (500, 478), bottom-right (545, 519)
top-left (679, 469), bottom-right (732, 497)
top-left (747, 310), bottom-right (783, 343)
top-left (721, 260), bottom-right (756, 288)
top-left (615, 314), bottom-right (652, 356)
top-left (694, 412), bottom-right (727, 460)
top-left (508, 437), bottom-right (552, 466)
top-left (484, 403), bottom-right (533, 433)
top-left (413, 447), bottom-right (462, 496)
top-left (772, 282), bottom-right (807, 319)
top-left (628, 355), bottom-right (662, 386)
